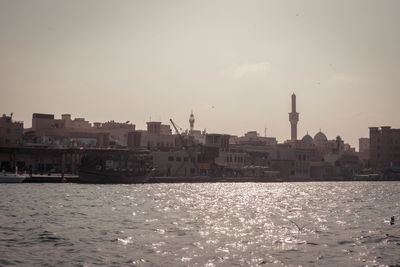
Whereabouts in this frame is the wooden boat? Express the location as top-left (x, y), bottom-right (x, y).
top-left (78, 149), bottom-right (153, 184)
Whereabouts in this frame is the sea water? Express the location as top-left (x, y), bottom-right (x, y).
top-left (1, 182), bottom-right (399, 266)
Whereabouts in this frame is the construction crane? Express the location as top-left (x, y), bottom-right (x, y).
top-left (169, 119), bottom-right (198, 176)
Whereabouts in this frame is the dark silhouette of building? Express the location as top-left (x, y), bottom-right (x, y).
top-left (0, 114), bottom-right (23, 147)
top-left (369, 126), bottom-right (400, 170)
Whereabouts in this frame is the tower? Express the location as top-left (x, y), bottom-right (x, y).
top-left (189, 111), bottom-right (195, 132)
top-left (289, 93), bottom-right (299, 141)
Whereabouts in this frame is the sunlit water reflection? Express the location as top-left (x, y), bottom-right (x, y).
top-left (1, 182), bottom-right (400, 266)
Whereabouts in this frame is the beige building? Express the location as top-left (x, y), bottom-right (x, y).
top-left (152, 150), bottom-right (198, 177)
top-left (128, 122), bottom-right (175, 150)
top-left (27, 113), bottom-right (135, 147)
top-left (230, 131), bottom-right (277, 146)
top-left (269, 144), bottom-right (311, 179)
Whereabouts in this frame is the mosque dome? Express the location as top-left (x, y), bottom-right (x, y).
top-left (314, 131), bottom-right (328, 142)
top-left (302, 133), bottom-right (313, 143)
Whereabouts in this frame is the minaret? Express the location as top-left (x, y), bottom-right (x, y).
top-left (189, 111), bottom-right (195, 132)
top-left (289, 93), bottom-right (299, 141)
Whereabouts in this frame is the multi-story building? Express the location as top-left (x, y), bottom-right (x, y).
top-left (0, 114), bottom-right (23, 147)
top-left (26, 113), bottom-right (137, 148)
top-left (269, 144), bottom-right (311, 179)
top-left (369, 126), bottom-right (400, 170)
top-left (358, 137), bottom-right (370, 165)
top-left (127, 122), bottom-right (175, 150)
top-left (359, 138), bottom-right (370, 153)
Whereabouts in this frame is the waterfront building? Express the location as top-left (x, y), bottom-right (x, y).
top-left (358, 137), bottom-right (370, 165)
top-left (128, 121), bottom-right (175, 150)
top-left (26, 113), bottom-right (137, 147)
top-left (269, 144), bottom-right (311, 179)
top-left (152, 150), bottom-right (199, 177)
top-left (359, 138), bottom-right (370, 153)
top-left (369, 126), bottom-right (400, 170)
top-left (0, 114), bottom-right (23, 147)
top-left (214, 148), bottom-right (247, 176)
top-left (93, 120), bottom-right (135, 147)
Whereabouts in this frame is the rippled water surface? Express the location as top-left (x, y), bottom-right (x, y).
top-left (1, 182), bottom-right (400, 266)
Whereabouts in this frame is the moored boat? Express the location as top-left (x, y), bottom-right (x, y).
top-left (78, 148), bottom-right (153, 184)
top-left (0, 171), bottom-right (26, 183)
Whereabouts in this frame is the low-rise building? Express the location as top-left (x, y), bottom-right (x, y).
top-left (152, 150), bottom-right (198, 177)
top-left (0, 114), bottom-right (23, 147)
top-left (26, 113), bottom-right (135, 148)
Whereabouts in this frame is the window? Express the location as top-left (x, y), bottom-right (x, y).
top-left (168, 156), bottom-right (174, 161)
top-left (15, 129), bottom-right (21, 134)
top-left (184, 157), bottom-right (188, 162)
top-left (176, 157), bottom-right (181, 162)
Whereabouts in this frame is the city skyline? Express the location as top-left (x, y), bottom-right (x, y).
top-left (1, 0), bottom-right (400, 147)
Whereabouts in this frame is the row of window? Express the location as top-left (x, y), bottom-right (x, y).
top-left (376, 138), bottom-right (399, 144)
top-left (168, 156), bottom-right (191, 162)
top-left (0, 128), bottom-right (21, 134)
top-left (297, 154), bottom-right (308, 161)
top-left (148, 142), bottom-right (174, 147)
top-left (226, 156), bottom-right (244, 163)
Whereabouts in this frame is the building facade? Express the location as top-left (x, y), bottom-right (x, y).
top-left (0, 114), bottom-right (23, 147)
top-left (370, 126), bottom-right (400, 170)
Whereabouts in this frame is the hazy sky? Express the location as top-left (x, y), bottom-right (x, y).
top-left (1, 0), bottom-right (400, 148)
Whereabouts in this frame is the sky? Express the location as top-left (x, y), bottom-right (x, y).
top-left (1, 0), bottom-right (400, 148)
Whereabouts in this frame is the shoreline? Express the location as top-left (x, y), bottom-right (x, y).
top-left (18, 174), bottom-right (400, 183)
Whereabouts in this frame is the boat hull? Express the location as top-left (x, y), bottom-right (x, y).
top-left (0, 174), bottom-right (26, 183)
